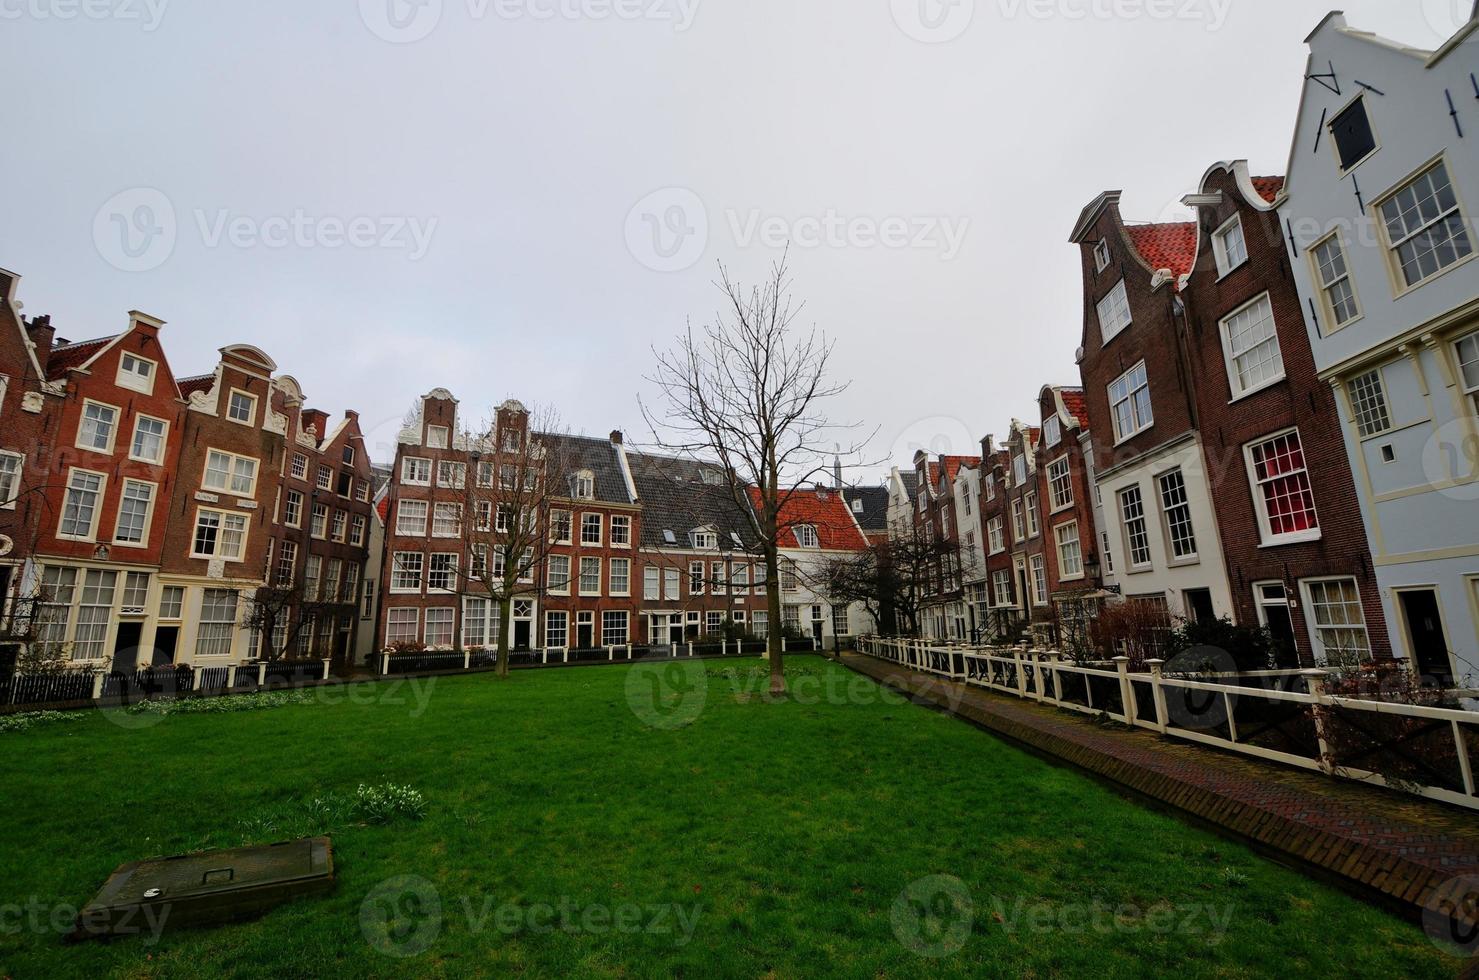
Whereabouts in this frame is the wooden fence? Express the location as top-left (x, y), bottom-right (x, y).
top-left (859, 636), bottom-right (1479, 813)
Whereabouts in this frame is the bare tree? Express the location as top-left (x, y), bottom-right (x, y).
top-left (386, 402), bottom-right (577, 679)
top-left (820, 526), bottom-right (955, 639)
top-left (643, 253), bottom-right (870, 695)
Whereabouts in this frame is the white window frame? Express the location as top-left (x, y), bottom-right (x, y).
top-left (1309, 229), bottom-right (1362, 334)
top-left (1300, 577), bottom-right (1372, 667)
top-left (76, 399), bottom-right (120, 453)
top-left (386, 608), bottom-right (419, 646)
top-left (987, 517), bottom-right (1005, 555)
top-left (116, 351), bottom-right (156, 394)
top-left (396, 499), bottom-right (429, 537)
top-left (191, 506), bottom-right (248, 561)
top-left (1108, 361), bottom-right (1152, 444)
top-left (0, 450), bottom-right (20, 509)
top-left (1156, 468), bottom-right (1199, 563)
top-left (1042, 414), bottom-right (1061, 449)
top-left (1046, 455), bottom-right (1073, 512)
top-left (610, 514), bottom-right (631, 548)
top-left (1055, 521), bottom-right (1083, 581)
top-left (390, 552), bottom-right (424, 593)
top-left (1244, 428), bottom-right (1322, 546)
top-left (226, 388), bottom-right (257, 426)
top-left (581, 513), bottom-right (603, 546)
top-left (609, 557), bottom-right (631, 596)
top-left (1348, 369), bottom-right (1392, 438)
top-left (202, 448), bottom-right (259, 497)
top-left (423, 607), bottom-right (455, 648)
top-left (1029, 554), bottom-right (1048, 607)
top-left (432, 502), bottom-right (461, 538)
top-left (112, 478), bottom-right (158, 547)
top-left (1374, 157), bottom-right (1474, 294)
top-left (128, 414), bottom-right (169, 465)
top-left (1219, 292), bottom-right (1285, 400)
top-left (548, 555), bottom-right (572, 594)
top-left (794, 525), bottom-right (819, 548)
top-left (1093, 237), bottom-right (1111, 272)
top-left (426, 425), bottom-right (449, 449)
top-left (1119, 485), bottom-right (1152, 571)
top-left (58, 467), bottom-right (107, 541)
top-left (1096, 279), bottom-right (1132, 344)
top-left (401, 457), bottom-right (432, 486)
top-left (1211, 213), bottom-right (1248, 278)
top-left (579, 556), bottom-right (602, 596)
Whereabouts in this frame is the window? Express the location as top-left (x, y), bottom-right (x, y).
top-left (203, 449), bottom-right (258, 496)
top-left (573, 471), bottom-right (595, 500)
top-left (1379, 161), bottom-right (1473, 289)
top-left (1220, 294), bottom-right (1284, 398)
top-left (285, 454), bottom-right (305, 480)
top-left (1096, 279), bottom-right (1132, 343)
top-left (356, 481), bottom-right (370, 503)
top-left (476, 461), bottom-right (495, 488)
top-left (304, 555), bottom-right (323, 600)
top-left (1108, 362), bottom-right (1152, 443)
top-left (361, 578), bottom-right (377, 620)
top-left (313, 466), bottom-right (331, 492)
top-left (546, 611), bottom-right (568, 649)
top-left (1247, 430), bottom-right (1320, 544)
top-left (709, 561), bottom-right (727, 596)
top-left (423, 608), bottom-right (454, 647)
top-left (343, 563), bottom-right (359, 604)
top-left (1011, 499), bottom-right (1025, 543)
top-left (59, 469), bottom-right (105, 539)
top-left (227, 389), bottom-right (256, 425)
top-left (1055, 522), bottom-right (1083, 579)
top-left (113, 480), bottom-right (154, 545)
top-left (1156, 470), bottom-right (1197, 561)
top-left (610, 515), bottom-right (631, 547)
top-left (387, 608), bottom-right (419, 646)
top-left (350, 513), bottom-right (368, 548)
top-left (1012, 453), bottom-right (1026, 487)
top-left (426, 425), bottom-right (449, 449)
top-left (128, 415), bottom-right (167, 464)
top-left (306, 503), bottom-right (326, 539)
top-left (753, 564), bottom-right (767, 594)
top-left (119, 571), bottom-right (150, 611)
top-left (335, 470), bottom-right (352, 498)
top-left (1329, 97), bottom-right (1377, 171)
top-left (396, 500), bottom-right (428, 536)
top-left (1311, 233), bottom-right (1360, 332)
top-left (644, 566), bottom-right (660, 600)
top-left (733, 564), bottom-right (751, 593)
top-left (116, 352), bottom-right (154, 393)
top-left (657, 566), bottom-right (676, 600)
top-left (1101, 532), bottom-right (1114, 575)
top-left (688, 560), bottom-right (705, 594)
top-left (1047, 456), bottom-right (1073, 511)
top-left (992, 569), bottom-right (1013, 607)
top-left (33, 566), bottom-right (77, 656)
top-left (794, 525), bottom-right (819, 548)
top-left (192, 508), bottom-right (248, 560)
top-left (579, 557), bottom-right (601, 595)
top-left (276, 540), bottom-right (297, 585)
top-left (1023, 492), bottom-right (1039, 538)
top-left (1348, 370), bottom-right (1392, 437)
top-left (693, 530), bottom-right (718, 550)
top-left (610, 557), bottom-right (631, 595)
top-left (402, 457), bottom-right (431, 485)
top-left (77, 401), bottom-right (118, 451)
top-left (1456, 331), bottom-right (1479, 412)
top-left (550, 510), bottom-right (572, 544)
top-left (1119, 486), bottom-right (1152, 569)
top-left (391, 552), bottom-right (424, 592)
top-left (437, 461), bottom-right (465, 489)
top-left (752, 610), bottom-right (768, 638)
top-left (0, 452), bottom-right (18, 509)
top-left (159, 585), bottom-right (184, 620)
top-left (705, 611), bottom-right (723, 634)
top-left (581, 513), bottom-right (602, 545)
top-left (195, 589), bottom-right (239, 659)
top-left (1212, 214), bottom-right (1248, 276)
top-left (781, 561), bottom-right (799, 593)
top-left (428, 554), bottom-right (457, 593)
top-left (1029, 555), bottom-right (1047, 606)
top-left (602, 611), bottom-right (629, 647)
top-left (1043, 415), bottom-right (1061, 449)
top-left (549, 555), bottom-right (572, 593)
top-left (1303, 579), bottom-right (1371, 665)
top-left (433, 503), bottom-right (461, 537)
top-left (332, 509), bottom-right (348, 542)
top-left (1093, 238), bottom-right (1111, 272)
top-left (987, 517), bottom-right (1005, 555)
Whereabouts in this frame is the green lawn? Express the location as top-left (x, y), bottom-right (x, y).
top-left (0, 656), bottom-right (1457, 978)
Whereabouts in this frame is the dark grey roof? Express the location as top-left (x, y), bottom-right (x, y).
top-left (626, 452), bottom-right (757, 551)
top-left (542, 434), bottom-right (632, 505)
top-left (899, 471), bottom-right (918, 497)
top-left (842, 486), bottom-right (890, 531)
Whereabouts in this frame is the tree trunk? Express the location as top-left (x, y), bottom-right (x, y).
top-left (765, 547), bottom-right (785, 696)
top-left (497, 593), bottom-right (513, 679)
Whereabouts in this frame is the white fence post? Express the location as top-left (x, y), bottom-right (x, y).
top-left (464, 650), bottom-right (472, 670)
top-left (1113, 656), bottom-right (1133, 725)
top-left (91, 671), bottom-right (104, 700)
top-left (380, 652), bottom-right (391, 676)
top-left (721, 638), bottom-right (728, 656)
top-left (688, 642), bottom-right (694, 657)
top-left (1146, 659), bottom-right (1168, 733)
top-left (607, 646), bottom-right (614, 661)
top-left (257, 663), bottom-right (267, 687)
top-left (1303, 669), bottom-right (1334, 774)
top-left (227, 664), bottom-right (238, 689)
top-left (1454, 719), bottom-right (1475, 797)
top-left (321, 658), bottom-right (331, 681)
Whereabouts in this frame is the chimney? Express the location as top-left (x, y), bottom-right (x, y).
top-left (0, 267), bottom-right (17, 305)
top-left (26, 314), bottom-right (56, 365)
top-left (302, 409), bottom-right (330, 437)
top-left (609, 429), bottom-right (623, 444)
top-left (833, 450), bottom-right (843, 490)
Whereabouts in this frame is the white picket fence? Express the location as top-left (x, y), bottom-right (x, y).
top-left (858, 636), bottom-right (1479, 812)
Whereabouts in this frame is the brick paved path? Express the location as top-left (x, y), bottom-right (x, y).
top-left (842, 653), bottom-right (1479, 934)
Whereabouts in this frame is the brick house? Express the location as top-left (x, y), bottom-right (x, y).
top-left (1070, 194), bottom-right (1234, 624)
top-left (1035, 386), bottom-right (1105, 633)
top-left (29, 311), bottom-right (188, 669)
top-left (1181, 160), bottom-right (1389, 667)
top-left (261, 376), bottom-right (376, 669)
top-left (756, 484), bottom-right (874, 645)
top-left (978, 439), bottom-right (1017, 638)
top-left (1001, 420), bottom-right (1053, 635)
top-left (0, 269), bottom-right (65, 662)
top-left (909, 451), bottom-right (979, 640)
top-left (627, 451), bottom-right (767, 644)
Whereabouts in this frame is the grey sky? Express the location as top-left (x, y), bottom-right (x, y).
top-left (0, 1), bottom-right (1463, 479)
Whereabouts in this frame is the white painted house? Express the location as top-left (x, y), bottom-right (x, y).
top-left (1280, 10), bottom-right (1479, 684)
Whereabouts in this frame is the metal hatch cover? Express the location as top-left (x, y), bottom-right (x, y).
top-left (69, 836), bottom-right (334, 941)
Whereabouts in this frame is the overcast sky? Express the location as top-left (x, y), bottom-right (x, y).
top-left (0, 1), bottom-right (1466, 481)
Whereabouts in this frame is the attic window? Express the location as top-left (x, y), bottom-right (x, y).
top-left (794, 525), bottom-right (819, 548)
top-left (693, 530), bottom-right (718, 550)
top-left (730, 531), bottom-right (743, 547)
top-left (1330, 98), bottom-right (1376, 171)
top-left (1043, 415), bottom-right (1062, 449)
top-left (662, 529), bottom-right (677, 545)
top-left (572, 471), bottom-right (595, 500)
top-left (700, 469), bottom-right (723, 486)
top-left (851, 498), bottom-right (863, 514)
top-left (1093, 238), bottom-right (1111, 272)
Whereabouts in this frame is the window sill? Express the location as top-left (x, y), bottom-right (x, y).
top-left (1167, 556), bottom-right (1201, 568)
top-left (1227, 374), bottom-right (1287, 405)
top-left (1258, 531), bottom-right (1323, 548)
top-left (1112, 425), bottom-right (1154, 449)
top-left (1214, 257), bottom-right (1249, 283)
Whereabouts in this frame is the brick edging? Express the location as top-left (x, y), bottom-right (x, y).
top-left (842, 655), bottom-right (1479, 932)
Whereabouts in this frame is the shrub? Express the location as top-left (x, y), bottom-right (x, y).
top-left (353, 783), bottom-right (428, 823)
top-left (1166, 618), bottom-right (1281, 674)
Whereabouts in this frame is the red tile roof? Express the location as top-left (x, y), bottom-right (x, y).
top-left (1252, 176), bottom-right (1285, 204)
top-left (45, 335), bottom-right (116, 379)
top-left (1059, 389), bottom-right (1091, 430)
top-left (177, 375), bottom-right (215, 396)
top-left (1125, 222), bottom-right (1197, 279)
top-left (750, 486), bottom-right (868, 552)
top-left (941, 455), bottom-right (981, 486)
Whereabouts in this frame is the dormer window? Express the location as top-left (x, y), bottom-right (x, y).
top-left (117, 353), bottom-right (155, 394)
top-left (700, 469), bottom-right (724, 486)
top-left (1042, 415), bottom-right (1061, 449)
top-left (572, 471), bottom-right (595, 500)
top-left (851, 498), bottom-right (863, 514)
top-left (1212, 214), bottom-right (1248, 277)
top-left (693, 529), bottom-right (718, 550)
top-left (1330, 97), bottom-right (1377, 172)
top-left (427, 425), bottom-right (449, 449)
top-left (1093, 238), bottom-right (1111, 272)
top-left (794, 525), bottom-right (819, 548)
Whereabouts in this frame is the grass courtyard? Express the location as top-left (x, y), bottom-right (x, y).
top-left (0, 655), bottom-right (1459, 978)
